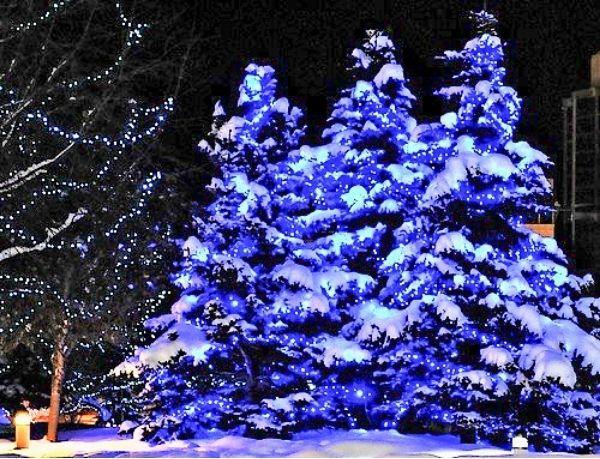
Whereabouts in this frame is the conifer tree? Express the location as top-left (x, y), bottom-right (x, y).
top-left (367, 12), bottom-right (600, 453)
top-left (130, 30), bottom-right (421, 440)
top-left (124, 64), bottom-right (306, 441)
top-left (258, 30), bottom-right (420, 430)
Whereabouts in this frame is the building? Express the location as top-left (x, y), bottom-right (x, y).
top-left (561, 52), bottom-right (600, 276)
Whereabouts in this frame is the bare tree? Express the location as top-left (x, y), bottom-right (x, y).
top-left (0, 0), bottom-right (189, 441)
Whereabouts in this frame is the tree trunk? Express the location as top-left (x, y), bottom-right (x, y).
top-left (47, 333), bottom-right (68, 442)
top-left (237, 344), bottom-right (256, 398)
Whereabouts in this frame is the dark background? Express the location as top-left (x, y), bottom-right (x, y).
top-left (153, 0), bottom-right (600, 195)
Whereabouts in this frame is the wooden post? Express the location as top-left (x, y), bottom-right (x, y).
top-left (591, 52), bottom-right (600, 88)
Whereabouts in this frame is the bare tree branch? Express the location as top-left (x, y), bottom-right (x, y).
top-left (0, 208), bottom-right (86, 263)
top-left (0, 142), bottom-right (76, 193)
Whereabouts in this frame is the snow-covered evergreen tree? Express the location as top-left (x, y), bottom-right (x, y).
top-left (126, 29), bottom-right (420, 441)
top-left (264, 30), bottom-right (419, 431)
top-left (124, 21), bottom-right (598, 452)
top-left (123, 63), bottom-right (306, 441)
top-left (365, 12), bottom-right (600, 453)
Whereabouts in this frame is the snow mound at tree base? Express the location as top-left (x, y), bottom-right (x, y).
top-left (0, 427), bottom-right (580, 458)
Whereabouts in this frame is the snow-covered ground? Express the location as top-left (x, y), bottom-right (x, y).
top-left (0, 427), bottom-right (579, 458)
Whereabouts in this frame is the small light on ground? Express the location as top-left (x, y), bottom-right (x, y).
top-left (14, 410), bottom-right (31, 449)
top-left (511, 435), bottom-right (528, 455)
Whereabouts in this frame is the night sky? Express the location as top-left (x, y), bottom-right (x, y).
top-left (156, 0), bottom-right (600, 195)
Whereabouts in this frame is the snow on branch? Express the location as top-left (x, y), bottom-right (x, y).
top-left (0, 142), bottom-right (76, 194)
top-left (0, 208), bottom-right (86, 263)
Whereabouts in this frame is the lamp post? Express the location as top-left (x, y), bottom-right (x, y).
top-left (13, 410), bottom-right (31, 449)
